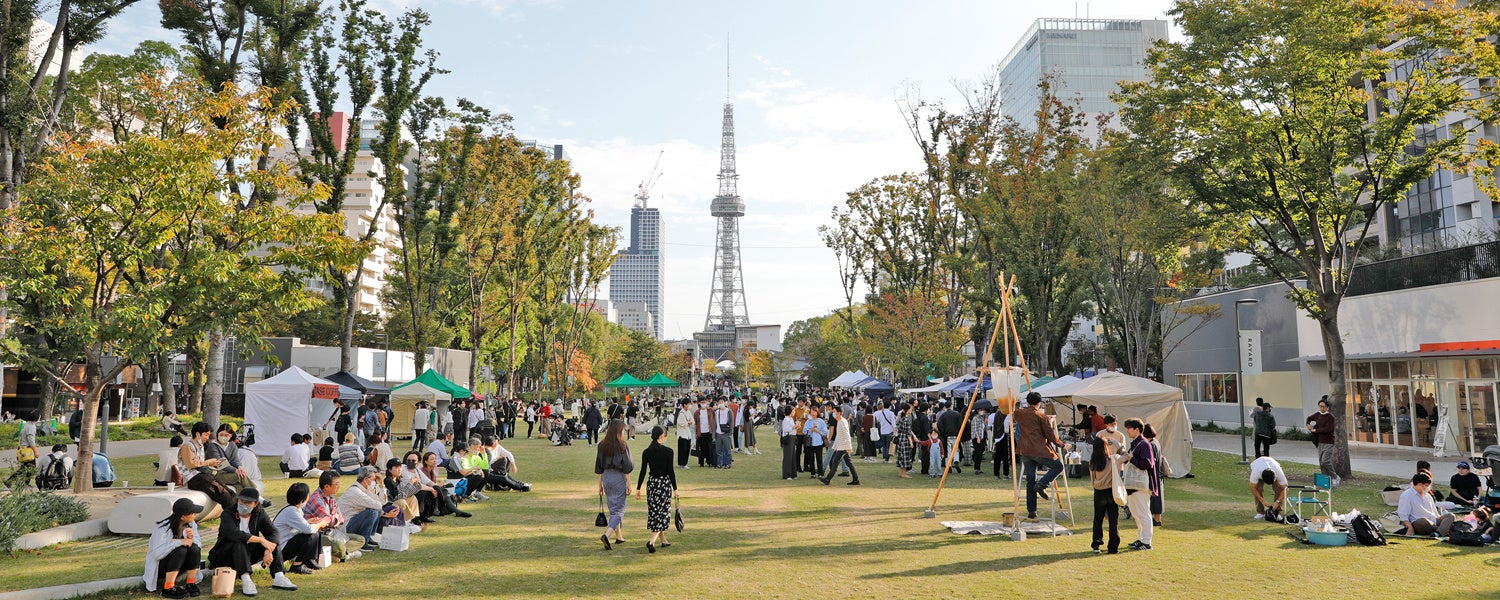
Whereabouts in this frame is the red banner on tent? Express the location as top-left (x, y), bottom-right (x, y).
top-left (311, 383), bottom-right (340, 399)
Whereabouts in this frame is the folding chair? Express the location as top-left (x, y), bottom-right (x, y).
top-left (1288, 473), bottom-right (1333, 522)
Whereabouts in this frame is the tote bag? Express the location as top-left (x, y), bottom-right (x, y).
top-left (1109, 465), bottom-right (1128, 506)
top-left (1122, 462), bottom-right (1151, 491)
top-left (211, 567), bottom-right (237, 598)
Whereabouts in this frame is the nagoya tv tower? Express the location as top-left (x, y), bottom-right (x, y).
top-left (696, 52), bottom-right (750, 362)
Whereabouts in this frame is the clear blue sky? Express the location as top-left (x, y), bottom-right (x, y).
top-left (94, 0), bottom-right (1176, 342)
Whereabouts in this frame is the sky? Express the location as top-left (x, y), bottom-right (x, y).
top-left (91, 0), bottom-right (1178, 343)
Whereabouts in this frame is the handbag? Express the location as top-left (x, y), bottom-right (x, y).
top-left (868, 428), bottom-right (880, 442)
top-left (15, 446), bottom-right (36, 463)
top-left (211, 567), bottom-right (236, 598)
top-left (673, 496), bottom-right (684, 533)
top-left (594, 493), bottom-right (608, 527)
top-left (1109, 464), bottom-right (1128, 506)
top-left (1122, 462), bottom-right (1152, 491)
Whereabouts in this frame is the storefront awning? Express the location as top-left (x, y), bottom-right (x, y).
top-left (1291, 347), bottom-right (1500, 363)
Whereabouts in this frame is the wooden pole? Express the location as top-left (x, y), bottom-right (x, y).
top-left (1002, 281), bottom-right (1035, 521)
top-left (926, 275), bottom-right (1006, 516)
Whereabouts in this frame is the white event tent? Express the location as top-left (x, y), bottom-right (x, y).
top-left (388, 382), bottom-right (453, 436)
top-left (245, 366), bottom-right (357, 456)
top-left (1042, 372), bottom-right (1194, 477)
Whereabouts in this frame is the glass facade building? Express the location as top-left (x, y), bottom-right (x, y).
top-left (609, 205), bottom-right (664, 339)
top-left (998, 18), bottom-right (1168, 136)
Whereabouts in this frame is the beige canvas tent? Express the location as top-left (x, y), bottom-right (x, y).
top-left (388, 382), bottom-right (452, 437)
top-left (1045, 372), bottom-right (1193, 478)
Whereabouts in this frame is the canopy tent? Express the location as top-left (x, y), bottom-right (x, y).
top-left (604, 373), bottom-right (648, 388)
top-left (1031, 375), bottom-right (1082, 397)
top-left (394, 368), bottom-right (471, 400)
top-left (1043, 372), bottom-right (1193, 477)
top-left (1019, 375), bottom-right (1058, 393)
top-left (897, 378), bottom-right (953, 394)
top-left (388, 382), bottom-right (453, 437)
top-left (853, 377), bottom-right (895, 397)
top-left (643, 372), bottom-right (680, 387)
top-left (948, 376), bottom-right (994, 396)
top-left (245, 366), bottom-right (353, 456)
top-left (323, 370), bottom-right (390, 399)
top-left (828, 370), bottom-right (870, 388)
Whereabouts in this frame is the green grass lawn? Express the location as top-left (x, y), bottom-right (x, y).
top-left (4, 436), bottom-right (1498, 599)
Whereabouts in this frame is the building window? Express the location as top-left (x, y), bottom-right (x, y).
top-left (1177, 372), bottom-right (1237, 404)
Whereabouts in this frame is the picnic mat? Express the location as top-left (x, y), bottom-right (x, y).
top-left (941, 520), bottom-right (1072, 537)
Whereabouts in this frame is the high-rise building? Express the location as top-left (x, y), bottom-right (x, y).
top-left (999, 18), bottom-right (1168, 137)
top-left (615, 301), bottom-right (655, 337)
top-left (608, 199), bottom-right (665, 339)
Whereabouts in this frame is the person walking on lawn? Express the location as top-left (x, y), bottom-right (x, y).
top-left (820, 405), bottom-right (861, 486)
top-left (1305, 397), bottom-right (1340, 486)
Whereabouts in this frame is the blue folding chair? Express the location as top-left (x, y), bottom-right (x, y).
top-left (1288, 473), bottom-right (1333, 522)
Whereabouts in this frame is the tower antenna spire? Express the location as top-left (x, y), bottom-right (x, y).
top-left (725, 34), bottom-right (731, 100)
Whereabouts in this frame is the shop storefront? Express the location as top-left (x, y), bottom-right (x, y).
top-left (1346, 354), bottom-right (1499, 454)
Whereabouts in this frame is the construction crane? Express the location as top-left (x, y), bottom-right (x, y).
top-left (635, 150), bottom-right (664, 208)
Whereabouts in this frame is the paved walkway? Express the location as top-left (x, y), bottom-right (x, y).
top-left (1, 438), bottom-right (172, 469)
top-left (1192, 431), bottom-right (1462, 481)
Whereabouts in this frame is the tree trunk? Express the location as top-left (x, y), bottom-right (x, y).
top-left (201, 329), bottom-right (225, 428)
top-left (71, 350), bottom-right (102, 494)
top-left (469, 310), bottom-right (482, 392)
top-left (39, 375), bottom-right (58, 424)
top-left (339, 285), bottom-right (357, 373)
top-left (156, 353), bottom-right (177, 415)
top-left (1317, 309), bottom-right (1354, 478)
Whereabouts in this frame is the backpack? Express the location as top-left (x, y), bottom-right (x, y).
top-left (1350, 514), bottom-right (1387, 546)
top-left (38, 456), bottom-right (70, 490)
top-left (1446, 521), bottom-right (1485, 546)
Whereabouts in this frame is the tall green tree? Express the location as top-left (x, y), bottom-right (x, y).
top-left (0, 78), bottom-right (354, 490)
top-left (1119, 0), bottom-right (1496, 477)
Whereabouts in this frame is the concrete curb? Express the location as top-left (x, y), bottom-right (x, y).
top-left (0, 577), bottom-right (139, 600)
top-left (14, 518), bottom-right (110, 551)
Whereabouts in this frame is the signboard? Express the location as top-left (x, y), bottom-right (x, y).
top-left (1239, 330), bottom-right (1263, 376)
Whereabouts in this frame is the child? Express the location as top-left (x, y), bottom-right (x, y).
top-left (926, 430), bottom-right (943, 478)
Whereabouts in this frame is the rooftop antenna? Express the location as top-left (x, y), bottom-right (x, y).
top-left (725, 33), bottom-right (731, 100)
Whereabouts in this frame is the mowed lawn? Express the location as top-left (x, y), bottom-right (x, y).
top-left (4, 434), bottom-right (1498, 599)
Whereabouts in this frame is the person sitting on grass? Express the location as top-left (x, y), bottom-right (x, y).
top-left (316, 437), bottom-right (336, 472)
top-left (1248, 455), bottom-right (1288, 521)
top-left (282, 434), bottom-right (315, 479)
top-left (1399, 472), bottom-right (1454, 536)
top-left (334, 433), bottom-right (364, 475)
top-left (1462, 506), bottom-right (1494, 544)
top-left (420, 451), bottom-right (471, 518)
top-left (483, 436), bottom-right (532, 492)
top-left (338, 466), bottom-right (395, 553)
top-left (445, 444), bottom-right (488, 502)
top-left (209, 487), bottom-right (297, 596)
top-left (303, 471), bottom-right (365, 561)
top-left (35, 443), bottom-right (74, 490)
top-left (1450, 461), bottom-right (1483, 507)
top-left (144, 497), bottom-right (203, 598)
top-left (367, 432), bottom-right (395, 472)
top-left (426, 431), bottom-right (453, 468)
top-left (384, 456), bottom-right (434, 528)
top-left (273, 482), bottom-right (326, 575)
top-left (461, 438), bottom-right (509, 497)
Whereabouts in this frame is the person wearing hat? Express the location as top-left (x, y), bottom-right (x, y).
top-left (144, 497), bottom-right (204, 597)
top-left (339, 466), bottom-right (398, 552)
top-left (1014, 391), bottom-right (1071, 520)
top-left (1450, 461), bottom-right (1483, 507)
top-left (209, 487), bottom-right (297, 595)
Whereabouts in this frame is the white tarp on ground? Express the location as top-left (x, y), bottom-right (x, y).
top-left (388, 382), bottom-right (453, 437)
top-left (1043, 371), bottom-right (1193, 478)
top-left (245, 366), bottom-right (348, 456)
top-left (828, 370), bottom-right (870, 388)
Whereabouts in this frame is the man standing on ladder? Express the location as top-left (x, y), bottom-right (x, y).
top-left (1015, 392), bottom-right (1070, 520)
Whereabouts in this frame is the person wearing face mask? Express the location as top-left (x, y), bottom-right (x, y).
top-left (338, 466), bottom-right (399, 552)
top-left (383, 459), bottom-right (426, 530)
top-left (1094, 414), bottom-right (1125, 450)
top-left (179, 423), bottom-right (235, 511)
top-left (204, 424), bottom-right (249, 495)
top-left (209, 487), bottom-right (297, 595)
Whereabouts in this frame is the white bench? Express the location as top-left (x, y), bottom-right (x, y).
top-left (108, 490), bottom-right (222, 535)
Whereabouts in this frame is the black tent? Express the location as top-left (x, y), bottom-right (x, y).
top-left (323, 371), bottom-right (390, 399)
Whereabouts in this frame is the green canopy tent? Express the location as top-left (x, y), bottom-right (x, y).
top-left (393, 368), bottom-right (472, 399)
top-left (603, 373), bottom-right (648, 388)
top-left (1019, 375), bottom-right (1058, 393)
top-left (643, 372), bottom-right (680, 387)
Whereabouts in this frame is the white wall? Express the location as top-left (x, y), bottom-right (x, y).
top-left (1296, 277), bottom-right (1500, 357)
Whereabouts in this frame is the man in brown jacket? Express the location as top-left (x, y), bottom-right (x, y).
top-left (1015, 392), bottom-right (1069, 519)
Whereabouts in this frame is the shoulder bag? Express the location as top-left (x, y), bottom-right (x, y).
top-left (594, 492), bottom-right (608, 527)
top-left (1122, 461), bottom-right (1151, 491)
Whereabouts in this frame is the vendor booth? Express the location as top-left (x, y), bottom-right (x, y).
top-left (1043, 372), bottom-right (1193, 477)
top-left (388, 381), bottom-right (453, 437)
top-left (244, 366), bottom-right (357, 456)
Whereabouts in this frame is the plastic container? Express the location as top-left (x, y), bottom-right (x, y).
top-left (1304, 528), bottom-right (1349, 546)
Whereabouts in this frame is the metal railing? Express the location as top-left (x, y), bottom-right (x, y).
top-left (1347, 240), bottom-right (1500, 296)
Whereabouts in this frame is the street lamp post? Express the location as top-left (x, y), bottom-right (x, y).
top-left (1234, 298), bottom-right (1259, 464)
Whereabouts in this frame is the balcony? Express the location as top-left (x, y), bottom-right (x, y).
top-left (1347, 240), bottom-right (1500, 297)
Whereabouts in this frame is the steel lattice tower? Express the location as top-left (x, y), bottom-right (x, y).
top-left (702, 94), bottom-right (749, 336)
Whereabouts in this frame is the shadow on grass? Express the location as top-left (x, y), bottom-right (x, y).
top-left (863, 550), bottom-right (1092, 577)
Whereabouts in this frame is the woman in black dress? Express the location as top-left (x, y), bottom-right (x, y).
top-left (636, 426), bottom-right (678, 553)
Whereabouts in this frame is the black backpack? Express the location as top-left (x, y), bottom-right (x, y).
top-left (1350, 514), bottom-right (1387, 546)
top-left (1446, 521), bottom-right (1485, 546)
top-left (37, 456), bottom-right (70, 490)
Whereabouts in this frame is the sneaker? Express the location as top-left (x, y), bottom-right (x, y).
top-left (1034, 485), bottom-right (1050, 500)
top-left (289, 564), bottom-right (315, 575)
top-left (345, 551), bottom-right (363, 560)
top-left (475, 492), bottom-right (490, 501)
top-left (271, 573), bottom-right (297, 591)
top-left (1091, 547), bottom-right (1102, 554)
top-left (846, 480), bottom-right (860, 485)
top-left (455, 510), bottom-right (473, 518)
top-left (161, 586), bottom-right (187, 599)
top-left (241, 576), bottom-right (258, 597)
top-left (1253, 513), bottom-right (1264, 520)
top-left (184, 583), bottom-right (201, 598)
